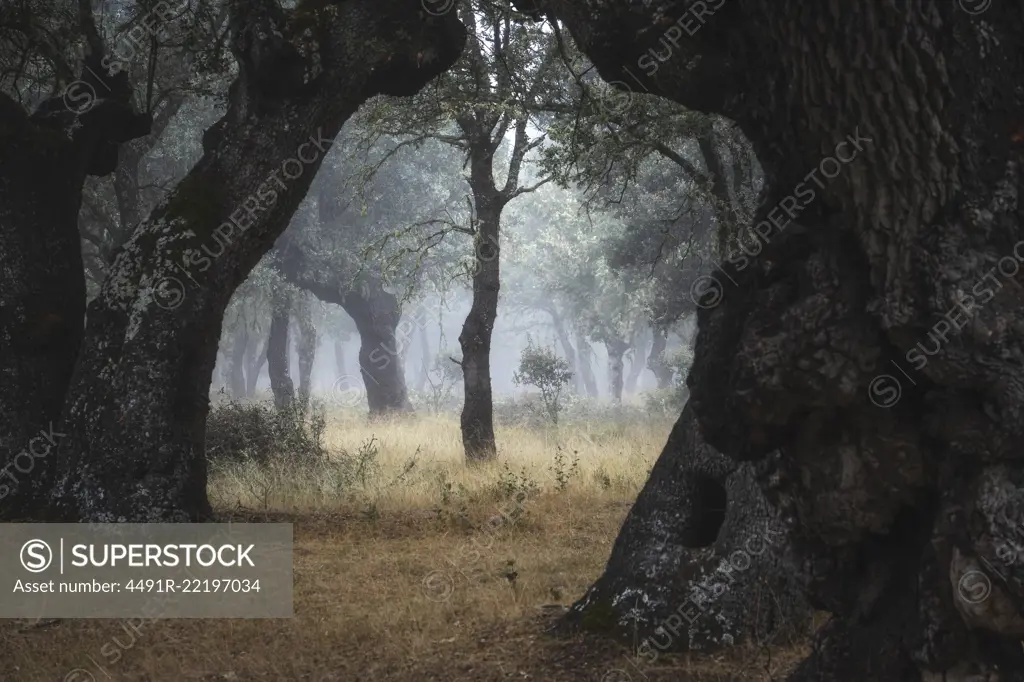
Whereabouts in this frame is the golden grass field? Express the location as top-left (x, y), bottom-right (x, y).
top-left (1, 410), bottom-right (807, 681)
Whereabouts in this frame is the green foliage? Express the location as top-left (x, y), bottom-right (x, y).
top-left (204, 399), bottom-right (328, 467)
top-left (512, 339), bottom-right (573, 425)
top-left (489, 462), bottom-right (541, 503)
top-left (549, 446), bottom-right (581, 493)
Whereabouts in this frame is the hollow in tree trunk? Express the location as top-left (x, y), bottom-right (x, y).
top-left (523, 0), bottom-right (1024, 677)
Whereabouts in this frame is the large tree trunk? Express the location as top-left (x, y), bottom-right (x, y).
top-left (647, 326), bottom-right (674, 390)
top-left (458, 197), bottom-right (502, 462)
top-left (41, 1), bottom-right (464, 522)
top-left (267, 291), bottom-right (294, 410)
top-left (295, 294), bottom-right (317, 411)
top-left (228, 320), bottom-right (249, 399)
top-left (276, 240), bottom-right (414, 417)
top-left (529, 0), bottom-right (1024, 678)
top-left (606, 337), bottom-right (628, 405)
top-left (0, 55), bottom-right (152, 520)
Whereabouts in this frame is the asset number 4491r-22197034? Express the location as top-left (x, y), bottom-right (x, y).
top-left (124, 578), bottom-right (261, 593)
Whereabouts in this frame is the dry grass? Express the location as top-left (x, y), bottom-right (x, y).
top-left (1, 410), bottom-right (807, 681)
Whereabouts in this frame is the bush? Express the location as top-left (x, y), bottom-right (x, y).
top-left (512, 340), bottom-right (573, 425)
top-left (204, 399), bottom-right (328, 467)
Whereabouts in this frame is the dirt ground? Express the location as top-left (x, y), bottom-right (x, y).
top-left (2, 500), bottom-right (807, 681)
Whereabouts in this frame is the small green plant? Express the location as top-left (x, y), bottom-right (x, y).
top-left (353, 436), bottom-right (380, 487)
top-left (512, 338), bottom-right (573, 425)
top-left (593, 465), bottom-right (613, 491)
top-left (549, 446), bottom-right (581, 492)
top-left (490, 461), bottom-right (541, 502)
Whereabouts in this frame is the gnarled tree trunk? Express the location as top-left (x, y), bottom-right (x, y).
top-left (42, 0), bottom-right (464, 522)
top-left (0, 54), bottom-right (151, 520)
top-left (527, 0), bottom-right (1024, 678)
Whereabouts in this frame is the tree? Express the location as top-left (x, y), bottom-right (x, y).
top-left (357, 0), bottom-right (563, 461)
top-left (512, 338), bottom-right (572, 424)
top-left (1, 0), bottom-right (465, 522)
top-left (521, 1), bottom-right (1024, 679)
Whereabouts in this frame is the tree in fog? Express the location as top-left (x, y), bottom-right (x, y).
top-left (357, 0), bottom-right (565, 461)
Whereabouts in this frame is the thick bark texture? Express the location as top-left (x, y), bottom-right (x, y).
top-left (0, 55), bottom-right (151, 519)
top-left (563, 404), bottom-right (811, 652)
top-left (527, 0), bottom-right (1024, 678)
top-left (267, 290), bottom-right (295, 410)
top-left (45, 0), bottom-right (464, 521)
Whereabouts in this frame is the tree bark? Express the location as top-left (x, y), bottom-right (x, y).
top-left (267, 290), bottom-right (294, 410)
top-left (458, 195), bottom-right (502, 461)
top-left (0, 54), bottom-right (152, 519)
top-left (41, 1), bottom-right (464, 522)
top-left (228, 320), bottom-right (248, 399)
top-left (276, 238), bottom-right (415, 417)
top-left (647, 326), bottom-right (674, 390)
top-left (527, 0), bottom-right (1024, 677)
top-left (294, 294), bottom-right (317, 411)
top-left (562, 403), bottom-right (811, 652)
